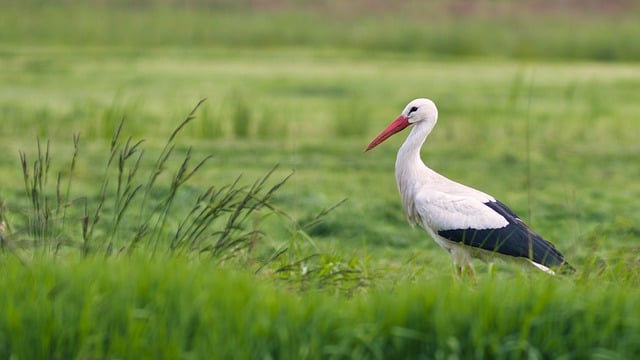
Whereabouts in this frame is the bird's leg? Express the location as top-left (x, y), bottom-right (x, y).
top-left (452, 249), bottom-right (476, 284)
top-left (454, 261), bottom-right (477, 285)
top-left (465, 264), bottom-right (477, 285)
top-left (455, 264), bottom-right (464, 279)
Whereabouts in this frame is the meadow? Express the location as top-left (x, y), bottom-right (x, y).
top-left (1, 1), bottom-right (640, 358)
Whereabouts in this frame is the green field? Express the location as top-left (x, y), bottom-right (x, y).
top-left (1, 1), bottom-right (640, 358)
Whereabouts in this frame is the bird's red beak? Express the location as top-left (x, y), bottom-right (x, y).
top-left (364, 115), bottom-right (411, 152)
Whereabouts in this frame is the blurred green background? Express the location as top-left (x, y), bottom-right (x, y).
top-left (1, 1), bottom-right (639, 358)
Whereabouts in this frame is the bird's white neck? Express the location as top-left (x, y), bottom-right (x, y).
top-left (396, 123), bottom-right (432, 167)
top-left (394, 122), bottom-right (436, 225)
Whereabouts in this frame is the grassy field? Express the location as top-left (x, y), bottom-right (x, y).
top-left (1, 1), bottom-right (640, 358)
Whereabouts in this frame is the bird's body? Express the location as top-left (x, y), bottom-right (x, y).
top-left (365, 98), bottom-right (572, 276)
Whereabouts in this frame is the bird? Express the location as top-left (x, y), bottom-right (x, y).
top-left (364, 98), bottom-right (573, 277)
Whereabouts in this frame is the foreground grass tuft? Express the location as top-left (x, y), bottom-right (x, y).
top-left (2, 100), bottom-right (368, 295)
top-left (5, 101), bottom-right (293, 263)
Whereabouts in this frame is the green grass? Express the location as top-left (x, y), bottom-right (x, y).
top-left (2, 2), bottom-right (640, 61)
top-left (1, 1), bottom-right (640, 358)
top-left (0, 257), bottom-right (639, 359)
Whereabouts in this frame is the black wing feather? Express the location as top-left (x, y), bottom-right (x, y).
top-left (437, 200), bottom-right (572, 270)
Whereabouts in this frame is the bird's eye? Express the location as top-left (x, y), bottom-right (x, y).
top-left (408, 106), bottom-right (419, 114)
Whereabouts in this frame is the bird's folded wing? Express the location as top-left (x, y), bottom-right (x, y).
top-left (414, 190), bottom-right (509, 232)
top-left (415, 190), bottom-right (566, 267)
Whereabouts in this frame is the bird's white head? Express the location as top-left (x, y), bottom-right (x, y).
top-left (364, 98), bottom-right (438, 152)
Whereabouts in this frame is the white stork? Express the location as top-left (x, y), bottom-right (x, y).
top-left (365, 98), bottom-right (573, 276)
